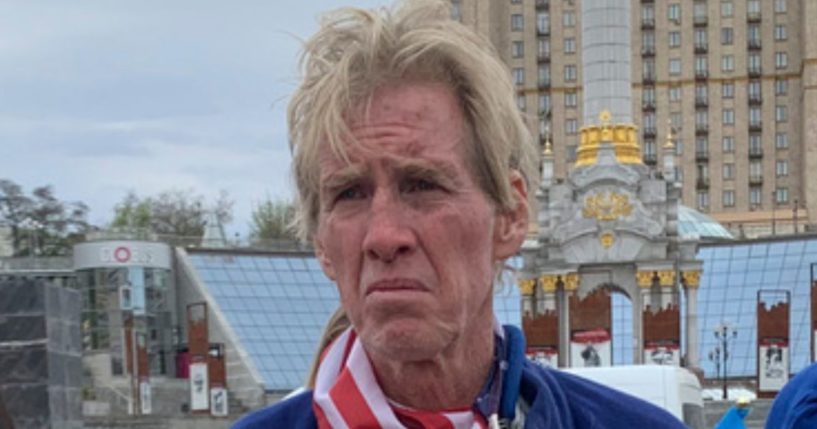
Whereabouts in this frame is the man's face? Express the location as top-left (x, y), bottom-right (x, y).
top-left (313, 82), bottom-right (523, 361)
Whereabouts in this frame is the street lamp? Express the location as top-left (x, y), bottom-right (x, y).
top-left (712, 323), bottom-right (738, 400)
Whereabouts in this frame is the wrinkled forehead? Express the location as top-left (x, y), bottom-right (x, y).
top-left (318, 81), bottom-right (470, 170)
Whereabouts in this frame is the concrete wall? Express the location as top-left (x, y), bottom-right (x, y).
top-left (0, 278), bottom-right (82, 429)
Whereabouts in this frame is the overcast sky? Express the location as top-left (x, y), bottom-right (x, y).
top-left (0, 0), bottom-right (392, 237)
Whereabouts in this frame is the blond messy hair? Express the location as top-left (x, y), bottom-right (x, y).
top-left (288, 0), bottom-right (536, 241)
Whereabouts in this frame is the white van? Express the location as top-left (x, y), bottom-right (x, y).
top-left (564, 365), bottom-right (705, 429)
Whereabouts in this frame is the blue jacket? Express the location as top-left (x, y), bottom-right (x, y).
top-left (766, 362), bottom-right (817, 429)
top-left (232, 360), bottom-right (686, 428)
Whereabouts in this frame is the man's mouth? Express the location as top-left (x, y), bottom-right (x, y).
top-left (364, 278), bottom-right (429, 296)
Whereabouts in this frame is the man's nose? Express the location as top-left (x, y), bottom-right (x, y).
top-left (362, 192), bottom-right (416, 263)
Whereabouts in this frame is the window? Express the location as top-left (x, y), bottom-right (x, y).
top-left (776, 52), bottom-right (789, 69)
top-left (516, 94), bottom-right (527, 111)
top-left (748, 80), bottom-right (761, 102)
top-left (669, 58), bottom-right (682, 75)
top-left (750, 134), bottom-right (762, 154)
top-left (776, 133), bottom-right (788, 149)
top-left (563, 11), bottom-right (575, 27)
top-left (723, 190), bottom-right (735, 207)
top-left (722, 109), bottom-right (735, 125)
top-left (669, 31), bottom-right (681, 48)
top-left (775, 25), bottom-right (787, 41)
top-left (694, 2), bottom-right (707, 21)
top-left (697, 191), bottom-right (710, 209)
top-left (776, 105), bottom-right (788, 122)
top-left (775, 78), bottom-right (788, 95)
top-left (722, 136), bottom-right (735, 153)
top-left (748, 52), bottom-right (761, 70)
top-left (722, 55), bottom-right (734, 72)
top-left (513, 68), bottom-right (525, 86)
top-left (512, 14), bottom-right (524, 31)
top-left (566, 118), bottom-right (578, 135)
top-left (537, 12), bottom-right (549, 34)
top-left (565, 91), bottom-right (577, 108)
top-left (643, 86), bottom-right (656, 104)
top-left (748, 0), bottom-right (761, 14)
top-left (721, 28), bottom-right (733, 45)
top-left (644, 140), bottom-right (657, 157)
top-left (696, 83), bottom-right (708, 102)
top-left (643, 59), bottom-right (656, 80)
top-left (750, 187), bottom-right (762, 206)
top-left (564, 65), bottom-right (577, 82)
top-left (748, 24), bottom-right (760, 43)
top-left (511, 0), bottom-right (521, 3)
top-left (723, 163), bottom-right (735, 180)
top-left (694, 28), bottom-right (707, 47)
top-left (538, 94), bottom-right (551, 115)
top-left (512, 41), bottom-right (524, 58)
top-left (644, 112), bottom-right (657, 129)
top-left (776, 160), bottom-right (789, 177)
top-left (722, 81), bottom-right (734, 98)
top-left (695, 56), bottom-right (708, 75)
top-left (721, 1), bottom-right (733, 17)
top-left (564, 38), bottom-right (576, 54)
top-left (451, 1), bottom-right (461, 21)
top-left (538, 64), bottom-right (551, 86)
top-left (775, 0), bottom-right (787, 13)
top-left (669, 85), bottom-right (681, 102)
top-left (642, 32), bottom-right (655, 51)
top-left (695, 110), bottom-right (708, 128)
top-left (642, 4), bottom-right (655, 22)
top-left (695, 137), bottom-right (709, 154)
top-left (750, 160), bottom-right (763, 179)
top-left (668, 4), bottom-right (681, 23)
top-left (750, 106), bottom-right (762, 125)
top-left (538, 39), bottom-right (550, 58)
top-left (670, 112), bottom-right (682, 130)
top-left (776, 188), bottom-right (789, 204)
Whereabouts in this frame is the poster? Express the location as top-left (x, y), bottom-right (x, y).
top-left (570, 328), bottom-right (611, 368)
top-left (759, 340), bottom-right (789, 392)
top-left (210, 387), bottom-right (229, 417)
top-left (189, 362), bottom-right (209, 411)
top-left (643, 341), bottom-right (681, 366)
top-left (139, 381), bottom-right (152, 415)
top-left (526, 346), bottom-right (558, 368)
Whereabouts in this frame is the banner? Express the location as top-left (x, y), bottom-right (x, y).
top-left (643, 340), bottom-right (680, 366)
top-left (570, 328), bottom-right (611, 368)
top-left (139, 381), bottom-right (152, 415)
top-left (189, 361), bottom-right (209, 411)
top-left (210, 386), bottom-right (229, 417)
top-left (758, 339), bottom-right (789, 392)
top-left (526, 346), bottom-right (558, 368)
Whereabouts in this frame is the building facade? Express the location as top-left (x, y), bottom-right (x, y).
top-left (452, 0), bottom-right (817, 238)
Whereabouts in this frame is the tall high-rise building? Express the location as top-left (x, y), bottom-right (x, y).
top-left (452, 0), bottom-right (817, 237)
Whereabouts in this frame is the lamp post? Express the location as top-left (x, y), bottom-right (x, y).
top-left (713, 323), bottom-right (738, 400)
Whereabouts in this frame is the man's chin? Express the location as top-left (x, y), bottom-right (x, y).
top-left (359, 320), bottom-right (449, 362)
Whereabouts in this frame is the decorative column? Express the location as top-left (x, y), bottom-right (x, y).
top-left (636, 270), bottom-right (654, 364)
top-left (556, 276), bottom-right (573, 368)
top-left (657, 270), bottom-right (676, 308)
top-left (682, 270), bottom-right (701, 368)
top-left (518, 278), bottom-right (536, 318)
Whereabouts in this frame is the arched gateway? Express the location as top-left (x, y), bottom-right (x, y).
top-left (520, 125), bottom-right (703, 371)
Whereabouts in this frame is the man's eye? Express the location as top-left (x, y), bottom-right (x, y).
top-left (405, 179), bottom-right (439, 193)
top-left (336, 187), bottom-right (365, 201)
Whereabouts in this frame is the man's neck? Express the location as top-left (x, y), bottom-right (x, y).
top-left (368, 319), bottom-right (496, 411)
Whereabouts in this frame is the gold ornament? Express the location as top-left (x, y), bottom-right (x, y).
top-left (636, 271), bottom-right (654, 288)
top-left (582, 191), bottom-right (633, 222)
top-left (682, 270), bottom-right (701, 288)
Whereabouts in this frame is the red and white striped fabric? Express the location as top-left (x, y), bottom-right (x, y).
top-left (312, 328), bottom-right (487, 429)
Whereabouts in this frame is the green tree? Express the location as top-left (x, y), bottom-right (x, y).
top-left (249, 197), bottom-right (297, 242)
top-left (0, 178), bottom-right (90, 256)
top-left (111, 189), bottom-right (233, 239)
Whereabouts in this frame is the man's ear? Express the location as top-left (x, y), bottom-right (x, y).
top-left (313, 233), bottom-right (337, 280)
top-left (493, 171), bottom-right (530, 260)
